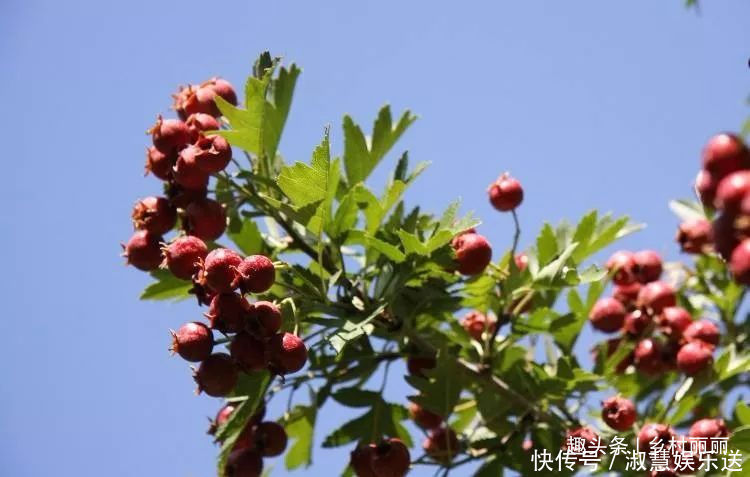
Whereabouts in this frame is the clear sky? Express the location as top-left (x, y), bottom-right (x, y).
top-left (1, 1), bottom-right (748, 476)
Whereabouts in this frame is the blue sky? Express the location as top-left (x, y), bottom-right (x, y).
top-left (1, 1), bottom-right (748, 476)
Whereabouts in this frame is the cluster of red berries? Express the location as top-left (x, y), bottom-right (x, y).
top-left (694, 133), bottom-right (750, 283)
top-left (590, 249), bottom-right (719, 376)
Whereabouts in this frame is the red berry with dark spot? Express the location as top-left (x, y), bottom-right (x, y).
top-left (637, 281), bottom-right (676, 314)
top-left (409, 402), bottom-right (443, 430)
top-left (613, 282), bottom-right (641, 307)
top-left (716, 171), bottom-right (750, 212)
top-left (194, 353), bottom-right (238, 397)
top-left (689, 418), bottom-right (729, 438)
top-left (350, 444), bottom-right (377, 477)
top-left (677, 218), bottom-right (713, 254)
top-left (205, 292), bottom-right (251, 333)
top-left (248, 301), bottom-right (282, 338)
top-left (173, 152), bottom-right (210, 190)
top-left (122, 230), bottom-right (163, 271)
top-left (634, 338), bottom-right (664, 375)
top-left (225, 448), bottom-right (263, 477)
top-left (461, 311), bottom-right (496, 341)
top-left (638, 424), bottom-right (676, 453)
top-left (451, 232), bottom-right (492, 275)
top-left (230, 332), bottom-right (267, 372)
top-left (702, 133), bottom-right (750, 179)
top-left (150, 115), bottom-right (190, 153)
top-left (606, 250), bottom-right (637, 285)
top-left (145, 146), bottom-right (174, 180)
top-left (423, 427), bottom-right (459, 464)
top-left (633, 250), bottom-right (662, 283)
top-left (131, 196), bottom-right (176, 235)
top-left (268, 333), bottom-right (308, 374)
top-left (200, 248), bottom-right (242, 293)
top-left (407, 356), bottom-right (436, 377)
top-left (170, 322), bottom-right (213, 362)
top-left (683, 319), bottom-right (720, 347)
top-left (185, 198), bottom-right (226, 242)
top-left (488, 173), bottom-right (523, 211)
top-left (730, 238), bottom-right (750, 285)
top-left (659, 306), bottom-right (693, 340)
top-left (180, 135), bottom-right (232, 174)
top-left (185, 113), bottom-right (221, 142)
top-left (695, 169), bottom-right (718, 208)
top-left (623, 310), bottom-right (651, 337)
top-left (589, 297), bottom-right (626, 333)
top-left (677, 341), bottom-right (713, 375)
top-left (234, 255), bottom-right (276, 294)
top-left (372, 438), bottom-right (411, 477)
top-left (601, 396), bottom-right (636, 431)
top-left (162, 235), bottom-right (208, 280)
top-left (254, 421), bottom-right (287, 457)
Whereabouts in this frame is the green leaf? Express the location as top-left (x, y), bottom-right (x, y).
top-left (536, 223), bottom-right (558, 265)
top-left (278, 131), bottom-right (331, 207)
top-left (328, 189), bottom-right (359, 239)
top-left (669, 199), bottom-right (707, 222)
top-left (326, 305), bottom-right (385, 353)
top-left (140, 269), bottom-right (192, 301)
top-left (729, 425), bottom-right (750, 453)
top-left (475, 455), bottom-right (504, 477)
top-left (228, 215), bottom-right (264, 255)
top-left (284, 405), bottom-right (316, 470)
top-left (736, 401), bottom-right (750, 426)
top-left (322, 399), bottom-right (411, 448)
top-left (535, 242), bottom-right (578, 282)
top-left (332, 388), bottom-right (382, 407)
top-left (346, 231), bottom-right (405, 263)
top-left (550, 312), bottom-right (585, 353)
top-left (406, 348), bottom-right (465, 418)
top-left (397, 229), bottom-right (430, 256)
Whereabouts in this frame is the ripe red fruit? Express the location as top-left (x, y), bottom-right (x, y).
top-left (173, 85), bottom-right (195, 120)
top-left (633, 250), bottom-right (662, 283)
top-left (170, 322), bottom-right (214, 362)
top-left (601, 396), bottom-right (636, 431)
top-left (683, 319), bottom-right (720, 347)
top-left (234, 255), bottom-right (276, 294)
top-left (409, 402), bottom-right (443, 430)
top-left (122, 230), bottom-right (163, 271)
top-left (131, 196), bottom-right (177, 235)
top-left (145, 146), bottom-right (174, 180)
top-left (730, 238), bottom-right (750, 285)
top-left (659, 306), bottom-right (693, 340)
top-left (230, 332), bottom-right (267, 372)
top-left (589, 297), bottom-right (626, 333)
top-left (200, 248), bottom-right (242, 293)
top-left (695, 169), bottom-right (718, 208)
top-left (205, 292), bottom-right (251, 333)
top-left (423, 427), bottom-right (459, 464)
top-left (173, 152), bottom-right (210, 190)
top-left (248, 301), bottom-right (282, 338)
top-left (676, 218), bottom-right (712, 254)
top-left (208, 403), bottom-right (236, 436)
top-left (514, 253), bottom-right (528, 271)
top-left (371, 438), bottom-right (411, 477)
top-left (688, 418), bottom-right (729, 438)
top-left (162, 235), bottom-right (208, 280)
top-left (488, 173), bottom-right (523, 211)
top-left (638, 423), bottom-right (676, 453)
top-left (460, 311), bottom-right (496, 341)
top-left (189, 77), bottom-right (238, 117)
top-left (225, 448), bottom-right (263, 477)
top-left (716, 171), bottom-right (750, 212)
top-left (451, 232), bottom-right (492, 275)
top-left (407, 356), bottom-right (436, 377)
top-left (350, 444), bottom-right (377, 477)
top-left (150, 115), bottom-right (190, 153)
top-left (702, 133), bottom-right (750, 179)
top-left (563, 427), bottom-right (602, 460)
top-left (184, 198), bottom-right (226, 242)
top-left (180, 135), bottom-right (232, 174)
top-left (637, 281), bottom-right (676, 314)
top-left (268, 333), bottom-right (308, 374)
top-left (254, 421), bottom-right (287, 457)
top-left (713, 213), bottom-right (743, 260)
top-left (677, 341), bottom-right (713, 375)
top-left (623, 310), bottom-right (651, 337)
top-left (185, 113), bottom-right (221, 142)
top-left (613, 282), bottom-right (641, 307)
top-left (606, 250), bottom-right (636, 285)
top-left (194, 353), bottom-right (238, 397)
top-left (634, 338), bottom-right (664, 375)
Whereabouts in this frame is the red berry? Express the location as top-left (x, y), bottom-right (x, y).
top-left (637, 281), bottom-right (676, 314)
top-left (409, 402), bottom-right (443, 430)
top-left (162, 236), bottom-right (208, 280)
top-left (423, 427), bottom-right (459, 464)
top-left (122, 230), bottom-right (163, 271)
top-left (234, 255), bottom-right (276, 294)
top-left (205, 292), bottom-right (251, 333)
top-left (606, 250), bottom-right (637, 285)
top-left (230, 332), bottom-right (267, 372)
top-left (716, 170), bottom-right (750, 212)
top-left (676, 341), bottom-right (713, 375)
top-left (563, 427), bottom-right (602, 460)
top-left (589, 298), bottom-right (626, 333)
top-left (730, 238), bottom-right (750, 285)
top-left (638, 423), bottom-right (675, 453)
top-left (658, 306), bottom-right (693, 340)
top-left (194, 353), bottom-right (238, 397)
top-left (623, 310), bottom-right (651, 337)
top-left (634, 338), bottom-right (664, 375)
top-left (407, 356), bottom-right (436, 378)
top-left (225, 448), bottom-right (263, 477)
top-left (180, 135), bottom-right (232, 174)
top-left (248, 301), bottom-right (282, 338)
top-left (633, 250), bottom-right (662, 283)
top-left (173, 152), bottom-right (210, 190)
top-left (268, 333), bottom-right (308, 374)
top-left (131, 196), bottom-right (176, 235)
top-left (170, 322), bottom-right (213, 362)
top-left (150, 115), bottom-right (190, 153)
top-left (488, 173), bottom-right (523, 211)
top-left (185, 113), bottom-right (221, 142)
top-left (460, 311), bottom-right (496, 341)
top-left (688, 418), bottom-right (729, 438)
top-left (372, 438), bottom-right (411, 477)
top-left (197, 77), bottom-right (238, 116)
top-left (350, 444), bottom-right (377, 477)
top-left (613, 282), bottom-right (641, 307)
top-left (702, 133), bottom-right (750, 179)
top-left (254, 421), bottom-right (287, 457)
top-left (208, 403), bottom-right (236, 436)
top-left (200, 248), bottom-right (242, 293)
top-left (713, 213), bottom-right (742, 259)
top-left (514, 253), bottom-right (529, 271)
top-left (173, 85), bottom-right (196, 120)
top-left (184, 198), bottom-right (226, 242)
top-left (695, 169), bottom-right (718, 208)
top-left (451, 232), bottom-right (492, 275)
top-left (601, 396), bottom-right (636, 431)
top-left (145, 146), bottom-right (174, 180)
top-left (676, 218), bottom-right (712, 254)
top-left (683, 319), bottom-right (720, 347)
